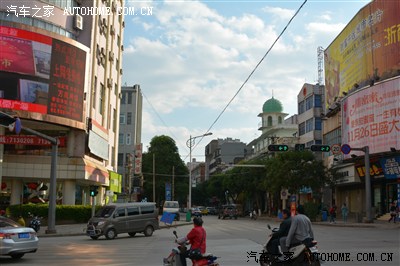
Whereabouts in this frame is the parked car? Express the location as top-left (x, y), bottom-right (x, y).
top-left (206, 207), bottom-right (217, 215)
top-left (198, 206), bottom-right (208, 216)
top-left (0, 216), bottom-right (39, 259)
top-left (218, 204), bottom-right (238, 219)
top-left (190, 207), bottom-right (202, 217)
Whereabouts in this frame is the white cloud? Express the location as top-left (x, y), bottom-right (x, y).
top-left (121, 1), bottom-right (367, 159)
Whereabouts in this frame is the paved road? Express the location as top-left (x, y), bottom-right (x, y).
top-left (1, 215), bottom-right (397, 265)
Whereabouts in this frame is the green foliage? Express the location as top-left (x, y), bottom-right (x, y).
top-left (142, 135), bottom-right (189, 205)
top-left (8, 204), bottom-right (99, 223)
top-left (303, 202), bottom-right (320, 222)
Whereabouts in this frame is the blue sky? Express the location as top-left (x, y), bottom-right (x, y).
top-left (121, 0), bottom-right (370, 161)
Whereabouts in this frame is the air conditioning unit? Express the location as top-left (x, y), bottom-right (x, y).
top-left (121, 45), bottom-right (124, 51)
top-left (110, 26), bottom-right (115, 36)
top-left (100, 47), bottom-right (106, 56)
top-left (102, 18), bottom-right (107, 27)
top-left (74, 14), bottom-right (83, 30)
top-left (120, 68), bottom-right (123, 75)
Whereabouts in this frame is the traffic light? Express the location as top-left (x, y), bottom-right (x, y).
top-left (268, 144), bottom-right (289, 152)
top-left (310, 145), bottom-right (331, 152)
top-left (89, 186), bottom-right (98, 197)
top-left (295, 144), bottom-right (305, 151)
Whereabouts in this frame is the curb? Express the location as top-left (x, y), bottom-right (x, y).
top-left (37, 221), bottom-right (192, 238)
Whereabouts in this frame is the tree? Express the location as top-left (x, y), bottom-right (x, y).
top-left (141, 135), bottom-right (188, 206)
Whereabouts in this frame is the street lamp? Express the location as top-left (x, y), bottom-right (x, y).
top-left (186, 132), bottom-right (212, 210)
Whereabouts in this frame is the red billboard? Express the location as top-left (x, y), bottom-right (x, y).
top-left (341, 77), bottom-right (400, 157)
top-left (0, 26), bottom-right (86, 122)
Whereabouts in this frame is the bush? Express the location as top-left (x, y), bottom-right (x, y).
top-left (8, 204), bottom-right (101, 224)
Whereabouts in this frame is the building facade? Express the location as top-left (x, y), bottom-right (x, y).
top-left (117, 84), bottom-right (143, 201)
top-left (0, 0), bottom-right (125, 208)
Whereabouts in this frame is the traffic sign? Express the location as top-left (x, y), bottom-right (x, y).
top-left (341, 144), bottom-right (351, 154)
top-left (268, 144), bottom-right (289, 152)
top-left (331, 144), bottom-right (341, 155)
top-left (310, 145), bottom-right (331, 152)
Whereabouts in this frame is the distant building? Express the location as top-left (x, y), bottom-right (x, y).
top-left (206, 138), bottom-right (247, 177)
top-left (117, 84), bottom-right (143, 201)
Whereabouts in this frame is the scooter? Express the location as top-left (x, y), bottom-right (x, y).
top-left (28, 212), bottom-right (42, 232)
top-left (163, 230), bottom-right (219, 266)
top-left (259, 225), bottom-right (320, 266)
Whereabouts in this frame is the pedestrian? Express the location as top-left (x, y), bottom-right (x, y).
top-left (341, 203), bottom-right (348, 223)
top-left (388, 202), bottom-right (397, 223)
top-left (329, 205), bottom-right (336, 224)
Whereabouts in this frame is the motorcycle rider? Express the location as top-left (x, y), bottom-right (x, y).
top-left (164, 217), bottom-right (207, 266)
top-left (280, 205), bottom-right (314, 255)
top-left (268, 209), bottom-right (291, 255)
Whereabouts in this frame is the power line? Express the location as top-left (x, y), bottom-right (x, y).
top-left (204, 0), bottom-right (308, 134)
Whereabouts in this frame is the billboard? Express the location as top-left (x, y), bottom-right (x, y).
top-left (0, 26), bottom-right (86, 123)
top-left (324, 0), bottom-right (400, 108)
top-left (341, 77), bottom-right (400, 156)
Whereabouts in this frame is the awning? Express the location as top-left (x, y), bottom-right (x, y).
top-left (83, 158), bottom-right (110, 186)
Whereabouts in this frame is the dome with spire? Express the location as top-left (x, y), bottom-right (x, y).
top-left (262, 97), bottom-right (283, 113)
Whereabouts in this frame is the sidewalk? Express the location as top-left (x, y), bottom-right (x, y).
top-left (37, 218), bottom-right (192, 237)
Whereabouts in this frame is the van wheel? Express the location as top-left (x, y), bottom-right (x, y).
top-left (128, 232), bottom-right (136, 237)
top-left (144, 225), bottom-right (154, 237)
top-left (105, 228), bottom-right (116, 240)
top-left (90, 236), bottom-right (99, 240)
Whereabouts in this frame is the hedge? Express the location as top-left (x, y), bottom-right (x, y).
top-left (7, 204), bottom-right (102, 224)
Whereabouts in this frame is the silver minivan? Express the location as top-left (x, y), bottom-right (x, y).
top-left (86, 202), bottom-right (159, 240)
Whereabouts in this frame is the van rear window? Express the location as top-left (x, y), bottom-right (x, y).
top-left (127, 207), bottom-right (139, 216)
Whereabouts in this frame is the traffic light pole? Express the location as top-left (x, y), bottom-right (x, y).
top-left (352, 146), bottom-right (372, 223)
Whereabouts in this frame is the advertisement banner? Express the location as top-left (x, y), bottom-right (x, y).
top-left (324, 0), bottom-right (400, 108)
top-left (379, 157), bottom-right (400, 179)
top-left (0, 26), bottom-right (86, 123)
top-left (341, 78), bottom-right (400, 156)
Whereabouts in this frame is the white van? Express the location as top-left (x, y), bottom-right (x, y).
top-left (162, 201), bottom-right (180, 221)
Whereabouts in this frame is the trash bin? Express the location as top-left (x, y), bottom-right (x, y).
top-left (186, 211), bottom-right (191, 222)
top-left (322, 211), bottom-right (328, 222)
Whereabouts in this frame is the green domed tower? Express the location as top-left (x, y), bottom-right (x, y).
top-left (258, 96), bottom-right (288, 133)
top-left (262, 97), bottom-right (283, 113)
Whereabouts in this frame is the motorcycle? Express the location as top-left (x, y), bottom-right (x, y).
top-left (163, 230), bottom-right (219, 266)
top-left (249, 210), bottom-right (258, 220)
top-left (259, 225), bottom-right (320, 266)
top-left (28, 212), bottom-right (42, 232)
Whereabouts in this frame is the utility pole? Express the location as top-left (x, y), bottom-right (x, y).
top-left (152, 153), bottom-right (155, 202)
top-left (172, 166), bottom-right (175, 201)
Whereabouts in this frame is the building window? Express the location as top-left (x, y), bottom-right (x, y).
top-left (314, 95), bottom-right (322, 107)
top-left (121, 92), bottom-right (126, 104)
top-left (126, 133), bottom-right (132, 145)
top-left (299, 122), bottom-right (305, 136)
top-left (315, 117), bottom-right (322, 130)
top-left (113, 108), bottom-right (117, 132)
top-left (119, 133), bottom-right (124, 145)
top-left (99, 83), bottom-right (105, 115)
top-left (305, 96), bottom-right (313, 111)
top-left (278, 116), bottom-right (282, 124)
top-left (127, 92), bottom-right (133, 104)
top-left (127, 112), bottom-right (132, 125)
top-left (120, 114), bottom-right (125, 124)
top-left (268, 116), bottom-right (272, 126)
top-left (306, 118), bottom-right (313, 133)
top-left (118, 153), bottom-right (124, 166)
top-left (111, 146), bottom-right (115, 166)
top-left (298, 101), bottom-right (305, 114)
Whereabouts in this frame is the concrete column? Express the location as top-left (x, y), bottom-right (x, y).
top-left (10, 179), bottom-right (23, 205)
top-left (62, 180), bottom-right (76, 205)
